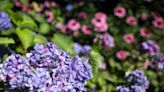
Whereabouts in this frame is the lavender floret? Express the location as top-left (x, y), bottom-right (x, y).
top-left (153, 54), bottom-right (164, 71)
top-left (140, 40), bottom-right (160, 56)
top-left (117, 85), bottom-right (130, 92)
top-left (0, 12), bottom-right (12, 31)
top-left (126, 70), bottom-right (149, 89)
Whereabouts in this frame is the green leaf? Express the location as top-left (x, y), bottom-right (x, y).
top-left (6, 10), bottom-right (23, 26)
top-left (39, 23), bottom-right (50, 34)
top-left (16, 28), bottom-right (34, 49)
top-left (33, 34), bottom-right (47, 44)
top-left (19, 16), bottom-right (38, 30)
top-left (90, 50), bottom-right (103, 76)
top-left (0, 0), bottom-right (13, 11)
top-left (51, 34), bottom-right (73, 52)
top-left (0, 37), bottom-right (15, 44)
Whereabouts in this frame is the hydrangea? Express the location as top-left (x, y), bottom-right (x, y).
top-left (117, 69), bottom-right (149, 92)
top-left (0, 54), bottom-right (31, 89)
top-left (0, 12), bottom-right (12, 31)
top-left (125, 69), bottom-right (149, 89)
top-left (140, 40), bottom-right (160, 56)
top-left (153, 54), bottom-right (164, 71)
top-left (0, 42), bottom-right (92, 92)
top-left (117, 85), bottom-right (130, 92)
top-left (100, 33), bottom-right (115, 48)
top-left (130, 85), bottom-right (146, 92)
top-left (65, 4), bottom-right (73, 12)
top-left (74, 43), bottom-right (92, 56)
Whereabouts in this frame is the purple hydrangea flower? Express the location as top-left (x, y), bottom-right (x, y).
top-left (130, 85), bottom-right (146, 92)
top-left (27, 43), bottom-right (61, 68)
top-left (28, 68), bottom-right (52, 91)
top-left (0, 54), bottom-right (31, 89)
top-left (0, 42), bottom-right (92, 92)
top-left (126, 70), bottom-right (149, 89)
top-left (117, 85), bottom-right (130, 92)
top-left (74, 43), bottom-right (92, 56)
top-left (100, 33), bottom-right (115, 48)
top-left (65, 4), bottom-right (73, 12)
top-left (140, 40), bottom-right (160, 56)
top-left (153, 54), bottom-right (164, 71)
top-left (0, 12), bottom-right (12, 31)
top-left (74, 43), bottom-right (82, 54)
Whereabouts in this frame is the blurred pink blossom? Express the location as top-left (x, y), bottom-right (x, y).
top-left (81, 25), bottom-right (92, 35)
top-left (116, 50), bottom-right (128, 60)
top-left (123, 34), bottom-right (135, 44)
top-left (99, 62), bottom-right (106, 70)
top-left (91, 12), bottom-right (108, 32)
top-left (61, 25), bottom-right (72, 33)
top-left (139, 27), bottom-right (152, 37)
top-left (94, 23), bottom-right (108, 32)
top-left (22, 6), bottom-right (28, 12)
top-left (114, 6), bottom-right (126, 18)
top-left (67, 19), bottom-right (81, 31)
top-left (151, 11), bottom-right (160, 18)
top-left (51, 2), bottom-right (58, 7)
top-left (78, 12), bottom-right (87, 19)
top-left (144, 60), bottom-right (152, 69)
top-left (126, 16), bottom-right (137, 26)
top-left (45, 10), bottom-right (54, 23)
top-left (55, 22), bottom-right (64, 30)
top-left (94, 12), bottom-right (107, 22)
top-left (140, 12), bottom-right (148, 21)
top-left (35, 5), bottom-right (43, 12)
top-left (15, 0), bottom-right (21, 7)
top-left (44, 1), bottom-right (50, 7)
top-left (152, 17), bottom-right (164, 29)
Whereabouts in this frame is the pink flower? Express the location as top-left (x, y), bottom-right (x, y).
top-left (91, 12), bottom-right (108, 32)
top-left (34, 5), bottom-right (43, 12)
top-left (99, 62), bottom-right (106, 70)
top-left (126, 16), bottom-right (137, 26)
top-left (139, 27), bottom-right (152, 37)
top-left (144, 60), bottom-right (152, 69)
top-left (51, 2), bottom-right (58, 7)
top-left (55, 22), bottom-right (64, 30)
top-left (78, 12), bottom-right (87, 19)
top-left (94, 22), bottom-right (109, 32)
top-left (123, 34), bottom-right (135, 44)
top-left (44, 1), bottom-right (50, 7)
top-left (152, 17), bottom-right (164, 29)
top-left (140, 12), bottom-right (148, 21)
top-left (61, 25), bottom-right (72, 33)
top-left (81, 25), bottom-right (92, 35)
top-left (94, 12), bottom-right (107, 22)
top-left (151, 11), bottom-right (160, 18)
top-left (45, 10), bottom-right (54, 23)
top-left (116, 50), bottom-right (128, 60)
top-left (22, 6), bottom-right (28, 12)
top-left (67, 19), bottom-right (81, 31)
top-left (114, 6), bottom-right (126, 18)
top-left (15, 0), bottom-right (22, 7)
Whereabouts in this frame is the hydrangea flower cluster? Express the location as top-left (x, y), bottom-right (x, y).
top-left (100, 33), bottom-right (115, 48)
top-left (0, 42), bottom-right (92, 92)
top-left (140, 40), bottom-right (160, 56)
top-left (153, 54), bottom-right (164, 71)
top-left (117, 86), bottom-right (130, 92)
top-left (0, 12), bottom-right (12, 31)
top-left (125, 69), bottom-right (149, 89)
top-left (117, 69), bottom-right (149, 92)
top-left (74, 43), bottom-right (92, 56)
